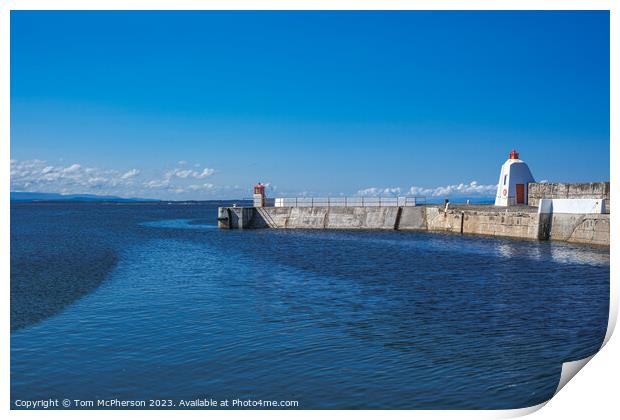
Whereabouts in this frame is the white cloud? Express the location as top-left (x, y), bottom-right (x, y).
top-left (187, 183), bottom-right (215, 191)
top-left (144, 179), bottom-right (169, 189)
top-left (408, 181), bottom-right (497, 197)
top-left (165, 167), bottom-right (216, 180)
top-left (11, 160), bottom-right (137, 194)
top-left (354, 182), bottom-right (496, 198)
top-left (86, 177), bottom-right (111, 188)
top-left (121, 169), bottom-right (140, 179)
top-left (62, 163), bottom-right (81, 173)
top-left (198, 168), bottom-right (215, 178)
top-left (357, 187), bottom-right (402, 196)
top-left (173, 169), bottom-right (193, 178)
top-left (11, 159), bottom-right (224, 199)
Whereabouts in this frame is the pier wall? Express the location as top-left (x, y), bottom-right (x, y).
top-left (528, 182), bottom-right (610, 211)
top-left (252, 206), bottom-right (400, 229)
top-left (426, 208), bottom-right (541, 239)
top-left (219, 206), bottom-right (609, 246)
top-left (548, 213), bottom-right (610, 246)
top-left (397, 207), bottom-right (427, 230)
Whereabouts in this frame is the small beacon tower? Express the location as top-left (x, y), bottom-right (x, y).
top-left (495, 149), bottom-right (535, 206)
top-left (253, 182), bottom-right (266, 207)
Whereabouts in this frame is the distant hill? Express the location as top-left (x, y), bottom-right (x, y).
top-left (10, 191), bottom-right (159, 202)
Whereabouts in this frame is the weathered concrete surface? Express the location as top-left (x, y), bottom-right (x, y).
top-left (355, 207), bottom-right (399, 229)
top-left (398, 206), bottom-right (427, 230)
top-left (538, 198), bottom-right (605, 214)
top-left (528, 182), bottom-right (610, 211)
top-left (549, 213), bottom-right (610, 246)
top-left (253, 207), bottom-right (291, 228)
top-left (425, 207), bottom-right (462, 234)
top-left (218, 207), bottom-right (255, 229)
top-left (288, 207), bottom-right (328, 228)
top-left (251, 206), bottom-right (399, 229)
top-left (462, 210), bottom-right (541, 239)
top-left (217, 207), bottom-right (230, 229)
top-left (253, 205), bottom-right (542, 239)
top-left (218, 205), bottom-right (609, 246)
top-left (426, 207), bottom-right (541, 239)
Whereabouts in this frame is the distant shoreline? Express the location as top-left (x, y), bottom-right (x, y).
top-left (10, 199), bottom-right (250, 204)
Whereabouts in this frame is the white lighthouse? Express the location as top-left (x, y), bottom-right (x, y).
top-left (495, 149), bottom-right (535, 206)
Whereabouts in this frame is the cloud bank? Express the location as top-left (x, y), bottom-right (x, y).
top-left (357, 181), bottom-right (497, 198)
top-left (10, 159), bottom-right (222, 199)
top-left (11, 159), bottom-right (497, 200)
top-left (357, 187), bottom-right (402, 196)
top-left (408, 181), bottom-right (497, 197)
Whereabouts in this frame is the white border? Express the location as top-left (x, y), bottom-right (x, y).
top-left (2, 1), bottom-right (617, 419)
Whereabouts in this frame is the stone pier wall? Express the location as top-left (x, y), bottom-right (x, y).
top-left (219, 205), bottom-right (609, 246)
top-left (397, 207), bottom-right (427, 230)
top-left (528, 182), bottom-right (610, 211)
top-left (548, 213), bottom-right (610, 246)
top-left (425, 208), bottom-right (541, 239)
top-left (253, 206), bottom-right (400, 229)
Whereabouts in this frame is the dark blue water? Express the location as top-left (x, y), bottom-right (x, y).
top-left (11, 202), bottom-right (609, 409)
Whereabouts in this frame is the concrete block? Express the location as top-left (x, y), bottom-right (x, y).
top-left (550, 213), bottom-right (609, 246)
top-left (325, 207), bottom-right (365, 228)
top-left (398, 207), bottom-right (427, 230)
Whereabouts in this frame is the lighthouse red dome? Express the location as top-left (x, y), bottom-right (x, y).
top-left (509, 149), bottom-right (519, 159)
top-left (254, 182), bottom-right (265, 195)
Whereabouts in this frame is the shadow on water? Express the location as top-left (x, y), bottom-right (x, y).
top-left (11, 250), bottom-right (117, 332)
top-left (10, 205), bottom-right (119, 331)
top-left (10, 201), bottom-right (234, 332)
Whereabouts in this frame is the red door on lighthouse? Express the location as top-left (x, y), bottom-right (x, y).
top-left (516, 184), bottom-right (525, 204)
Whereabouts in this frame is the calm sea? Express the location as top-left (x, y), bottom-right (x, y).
top-left (10, 201), bottom-right (609, 409)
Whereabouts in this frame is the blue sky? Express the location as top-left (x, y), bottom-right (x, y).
top-left (11, 11), bottom-right (609, 200)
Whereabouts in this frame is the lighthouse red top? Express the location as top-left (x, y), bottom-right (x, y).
top-left (509, 149), bottom-right (519, 160)
top-left (254, 182), bottom-right (265, 196)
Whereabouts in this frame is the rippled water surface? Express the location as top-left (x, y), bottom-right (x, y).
top-left (11, 202), bottom-right (609, 409)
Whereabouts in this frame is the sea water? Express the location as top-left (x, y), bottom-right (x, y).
top-left (10, 201), bottom-right (609, 409)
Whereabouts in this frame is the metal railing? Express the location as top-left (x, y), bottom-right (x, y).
top-left (273, 196), bottom-right (426, 208)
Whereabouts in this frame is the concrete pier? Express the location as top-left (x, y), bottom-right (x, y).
top-left (218, 204), bottom-right (609, 247)
top-left (218, 206), bottom-right (255, 229)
